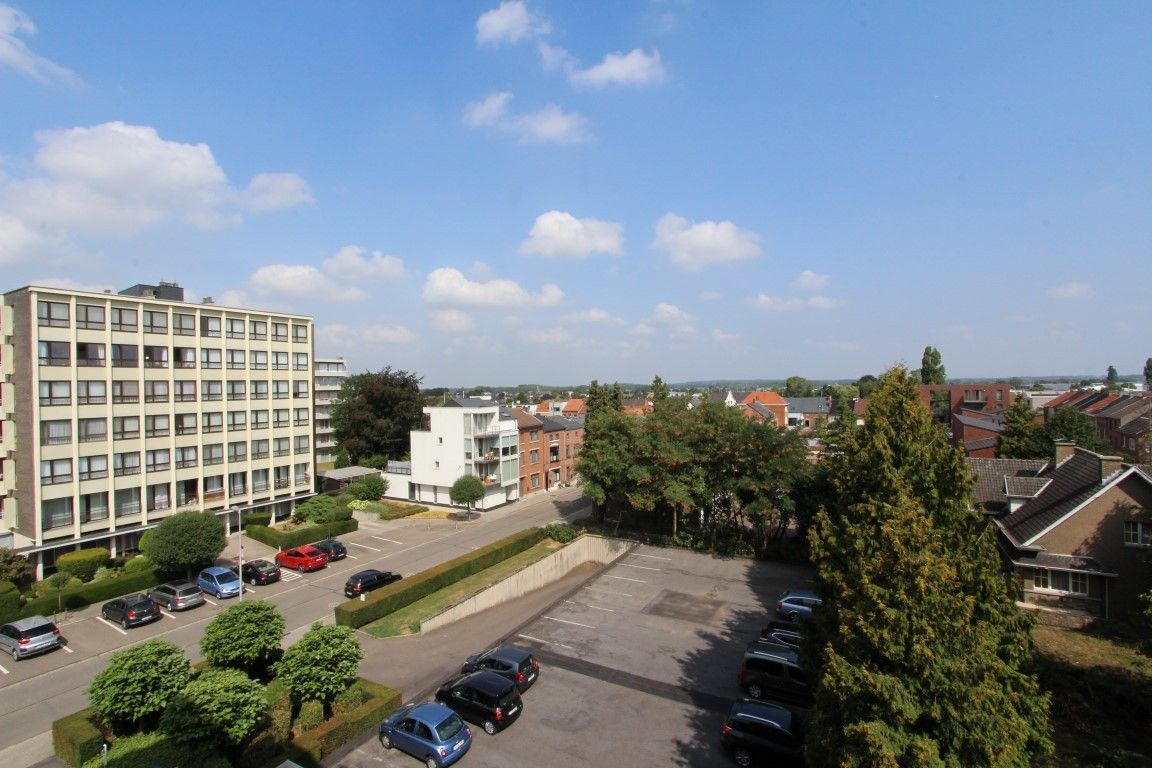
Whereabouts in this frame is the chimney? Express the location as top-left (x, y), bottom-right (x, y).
top-left (1053, 440), bottom-right (1076, 464)
top-left (1098, 453), bottom-right (1124, 482)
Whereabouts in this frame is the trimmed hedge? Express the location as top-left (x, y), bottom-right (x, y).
top-left (335, 527), bottom-right (546, 629)
top-left (243, 510), bottom-right (272, 527)
top-left (56, 548), bottom-right (110, 582)
top-left (19, 567), bottom-right (161, 619)
top-left (77, 730), bottom-right (231, 768)
top-left (376, 501), bottom-right (428, 521)
top-left (244, 519), bottom-right (359, 551)
top-left (0, 581), bottom-right (20, 623)
top-left (290, 679), bottom-right (401, 765)
top-left (52, 707), bottom-right (104, 767)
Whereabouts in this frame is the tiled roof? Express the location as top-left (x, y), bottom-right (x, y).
top-left (507, 407), bottom-right (543, 429)
top-left (964, 436), bottom-right (999, 451)
top-left (956, 412), bottom-right (1003, 432)
top-left (743, 390), bottom-right (787, 406)
top-left (1120, 415), bottom-right (1151, 436)
top-left (998, 450), bottom-right (1115, 544)
top-left (785, 397), bottom-right (831, 414)
top-left (967, 457), bottom-right (1049, 509)
top-left (1008, 550), bottom-right (1117, 576)
top-left (1004, 476), bottom-right (1051, 497)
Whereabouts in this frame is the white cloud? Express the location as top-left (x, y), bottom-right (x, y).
top-left (792, 270), bottom-right (829, 291)
top-left (0, 212), bottom-right (47, 263)
top-left (653, 302), bottom-right (691, 325)
top-left (698, 290), bottom-right (722, 301)
top-left (518, 210), bottom-right (624, 258)
top-left (538, 42), bottom-right (576, 72)
top-left (569, 48), bottom-right (666, 88)
top-left (431, 309), bottom-right (475, 332)
top-left (1044, 282), bottom-right (1094, 299)
top-left (0, 4), bottom-right (79, 85)
top-left (631, 322), bottom-right (655, 336)
top-left (23, 276), bottom-right (113, 293)
top-left (652, 212), bottom-right (762, 271)
top-left (806, 295), bottom-right (844, 309)
top-left (562, 308), bottom-right (621, 324)
top-left (228, 244), bottom-right (407, 305)
top-left (475, 1), bottom-right (549, 45)
top-left (319, 323), bottom-right (414, 347)
top-left (248, 264), bottom-right (366, 303)
top-left (755, 294), bottom-right (843, 311)
top-left (463, 92), bottom-right (591, 144)
top-left (422, 267), bottom-right (563, 308)
top-left (523, 327), bottom-right (570, 344)
top-left (712, 328), bottom-right (739, 342)
top-left (322, 245), bottom-right (407, 281)
top-left (243, 173), bottom-right (314, 212)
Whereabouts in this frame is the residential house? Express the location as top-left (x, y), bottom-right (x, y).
top-left (312, 356), bottom-right (347, 471)
top-left (784, 396), bottom-right (833, 432)
top-left (707, 390), bottom-right (788, 427)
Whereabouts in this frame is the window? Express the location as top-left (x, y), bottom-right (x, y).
top-left (272, 322), bottom-right (288, 341)
top-left (293, 381), bottom-right (309, 399)
top-left (1034, 568), bottom-right (1089, 596)
top-left (37, 300), bottom-right (69, 327)
top-left (41, 420), bottom-right (72, 445)
top-left (274, 437), bottom-right (290, 457)
top-left (249, 319), bottom-right (267, 340)
top-left (228, 441), bottom-right (247, 462)
top-left (173, 346), bottom-right (196, 368)
top-left (251, 380), bottom-right (269, 399)
top-left (114, 452), bottom-right (141, 476)
top-left (39, 380), bottom-right (71, 405)
top-left (204, 443), bottom-right (224, 466)
top-left (38, 341), bottom-right (70, 366)
top-left (1124, 521), bottom-right (1152, 547)
top-left (78, 455), bottom-right (108, 481)
top-left (113, 380), bottom-right (140, 404)
top-left (111, 344), bottom-right (138, 368)
top-left (529, 430), bottom-right (539, 442)
top-left (294, 435), bottom-right (309, 454)
top-left (200, 315), bottom-right (221, 338)
top-left (200, 380), bottom-right (221, 402)
top-left (201, 347), bottom-right (222, 369)
top-left (1070, 572), bottom-right (1089, 594)
top-left (81, 492), bottom-right (109, 522)
top-left (173, 313), bottom-right (195, 336)
top-left (252, 468), bottom-right (270, 492)
top-left (529, 450), bottom-right (539, 464)
top-left (293, 324), bottom-right (308, 342)
top-left (250, 351), bottom-right (268, 370)
top-left (251, 410), bottom-right (269, 430)
top-left (273, 351), bottom-right (289, 370)
top-left (175, 446), bottom-right (198, 469)
top-left (78, 418), bottom-right (107, 443)
top-left (294, 462), bottom-right (309, 485)
top-left (145, 415), bottom-right (170, 438)
top-left (204, 475), bottom-right (224, 499)
top-left (77, 380), bottom-right (106, 405)
top-left (275, 467), bottom-right (290, 488)
top-left (530, 473), bottom-right (540, 489)
top-left (175, 413), bottom-right (197, 435)
top-left (41, 498), bottom-right (73, 529)
top-left (115, 487), bottom-right (141, 516)
top-left (293, 352), bottom-right (309, 370)
top-left (113, 416), bottom-right (140, 440)
top-left (143, 309), bottom-right (168, 334)
top-left (226, 318), bottom-right (246, 339)
top-left (229, 471), bottom-right (247, 495)
top-left (203, 412), bottom-right (223, 433)
top-left (273, 380), bottom-right (289, 399)
top-left (110, 307), bottom-right (137, 331)
top-left (143, 345), bottom-right (168, 367)
top-left (41, 458), bottom-right (72, 485)
top-left (228, 411), bottom-right (247, 432)
top-left (76, 304), bottom-right (105, 329)
top-left (251, 439), bottom-right (269, 459)
top-left (294, 408), bottom-right (309, 426)
top-left (273, 409), bottom-right (289, 428)
top-left (146, 449), bottom-right (170, 472)
top-left (145, 380), bottom-right (170, 403)
top-left (227, 381), bottom-right (247, 401)
top-left (147, 483), bottom-right (170, 511)
top-left (227, 349), bottom-right (246, 369)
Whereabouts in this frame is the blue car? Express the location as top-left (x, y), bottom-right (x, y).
top-left (197, 566), bottom-right (243, 598)
top-left (379, 701), bottom-right (472, 768)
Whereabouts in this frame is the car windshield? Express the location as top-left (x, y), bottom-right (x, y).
top-left (435, 713), bottom-right (465, 741)
top-left (176, 587), bottom-right (199, 597)
top-left (22, 622), bottom-right (56, 638)
top-left (126, 600), bottom-right (152, 611)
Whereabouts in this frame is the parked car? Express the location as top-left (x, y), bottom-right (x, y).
top-left (461, 646), bottom-right (540, 692)
top-left (379, 701), bottom-right (472, 768)
top-left (0, 616), bottom-right (63, 661)
top-left (274, 545), bottom-right (328, 573)
top-left (759, 620), bottom-right (802, 649)
top-left (435, 670), bottom-right (523, 735)
top-left (774, 589), bottom-right (822, 622)
top-left (101, 594), bottom-right (161, 629)
top-left (147, 580), bottom-right (205, 611)
top-left (739, 642), bottom-right (811, 705)
top-left (197, 566), bottom-right (243, 598)
top-left (241, 559), bottom-right (282, 586)
top-left (311, 538), bottom-right (347, 561)
top-left (720, 698), bottom-right (804, 766)
top-left (344, 568), bottom-right (403, 598)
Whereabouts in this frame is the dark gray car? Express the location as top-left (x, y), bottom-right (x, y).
top-left (0, 616), bottom-right (63, 661)
top-left (101, 594), bottom-right (161, 629)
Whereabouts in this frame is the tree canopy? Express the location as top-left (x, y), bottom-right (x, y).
top-left (1145, 357), bottom-right (1152, 390)
top-left (200, 600), bottom-right (286, 676)
top-left (274, 622), bottom-right (363, 708)
top-left (783, 375), bottom-right (814, 397)
top-left (1041, 407), bottom-right (1109, 455)
top-left (143, 511), bottom-right (226, 578)
top-left (805, 366), bottom-right (1051, 767)
top-left (1106, 365), bottom-right (1120, 390)
top-left (449, 474), bottom-right (486, 511)
top-left (919, 346), bottom-right (947, 384)
top-left (997, 394), bottom-right (1047, 459)
top-left (160, 668), bottom-right (267, 747)
top-left (331, 367), bottom-right (424, 463)
top-left (88, 639), bottom-right (193, 733)
top-left (0, 548), bottom-right (32, 588)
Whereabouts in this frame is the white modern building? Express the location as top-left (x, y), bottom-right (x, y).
top-left (313, 356), bottom-right (348, 471)
top-left (0, 281), bottom-right (316, 577)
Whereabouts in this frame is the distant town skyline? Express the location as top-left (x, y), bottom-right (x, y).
top-left (3, 2), bottom-right (1150, 387)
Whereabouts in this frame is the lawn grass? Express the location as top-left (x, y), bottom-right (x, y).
top-left (360, 539), bottom-right (562, 638)
top-left (1033, 624), bottom-right (1152, 768)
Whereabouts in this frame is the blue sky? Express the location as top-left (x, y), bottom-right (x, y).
top-left (2, 2), bottom-right (1150, 388)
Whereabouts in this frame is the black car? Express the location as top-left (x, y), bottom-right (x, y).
top-left (759, 620), bottom-right (801, 649)
top-left (101, 594), bottom-right (161, 629)
top-left (739, 642), bottom-right (811, 705)
top-left (312, 538), bottom-right (348, 561)
top-left (720, 698), bottom-right (804, 767)
top-left (241, 559), bottom-right (282, 586)
top-left (435, 670), bottom-right (523, 735)
top-left (343, 568), bottom-right (402, 598)
top-left (462, 646), bottom-right (540, 692)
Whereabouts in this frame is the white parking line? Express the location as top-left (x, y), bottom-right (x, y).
top-left (160, 609), bottom-right (176, 619)
top-left (631, 553), bottom-right (673, 560)
top-left (605, 574), bottom-right (647, 583)
top-left (97, 617), bottom-right (128, 635)
top-left (280, 571), bottom-right (303, 582)
top-left (203, 597), bottom-right (218, 606)
top-left (620, 562), bottom-right (661, 571)
top-left (0, 662), bottom-right (8, 675)
top-left (61, 644), bottom-right (74, 653)
top-left (517, 633), bottom-right (574, 650)
top-left (372, 536), bottom-right (404, 545)
top-left (564, 600), bottom-right (616, 613)
top-left (583, 587), bottom-right (633, 597)
top-left (544, 616), bottom-right (596, 629)
top-left (350, 542), bottom-right (382, 552)
top-left (345, 554), bottom-right (358, 560)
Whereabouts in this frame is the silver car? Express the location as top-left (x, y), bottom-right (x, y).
top-left (0, 616), bottom-right (63, 661)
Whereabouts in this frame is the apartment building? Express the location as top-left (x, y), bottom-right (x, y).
top-left (313, 356), bottom-right (348, 471)
top-left (0, 282), bottom-right (316, 577)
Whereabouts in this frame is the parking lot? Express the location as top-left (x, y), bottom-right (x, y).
top-left (338, 544), bottom-right (814, 768)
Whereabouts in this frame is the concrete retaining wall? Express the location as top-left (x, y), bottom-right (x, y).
top-left (421, 535), bottom-right (635, 633)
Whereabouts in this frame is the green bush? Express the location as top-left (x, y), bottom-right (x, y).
top-left (77, 730), bottom-right (230, 768)
top-left (19, 567), bottom-right (160, 618)
top-left (244, 519), bottom-right (358, 551)
top-left (347, 475), bottom-right (387, 501)
top-left (235, 678), bottom-right (292, 768)
top-left (0, 581), bottom-right (21, 623)
top-left (377, 501), bottom-right (427, 521)
top-left (294, 699), bottom-right (325, 734)
top-left (332, 679), bottom-right (370, 716)
top-left (56, 548), bottom-right (110, 583)
top-left (121, 555), bottom-right (152, 574)
top-left (243, 511), bottom-right (272, 527)
top-left (91, 566), bottom-right (112, 582)
top-left (52, 708), bottom-right (104, 768)
top-left (290, 679), bottom-right (401, 764)
top-left (334, 528), bottom-right (545, 629)
top-left (542, 522), bottom-right (583, 544)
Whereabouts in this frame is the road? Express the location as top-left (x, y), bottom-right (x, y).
top-left (1, 487), bottom-right (591, 768)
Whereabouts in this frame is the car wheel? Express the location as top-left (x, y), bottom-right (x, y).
top-left (425, 756), bottom-right (439, 768)
top-left (101, 609), bottom-right (110, 621)
top-left (787, 611), bottom-right (800, 622)
top-left (10, 646), bottom-right (19, 661)
top-left (379, 732), bottom-right (392, 750)
top-left (483, 720), bottom-right (497, 735)
top-left (298, 564), bottom-right (306, 573)
top-left (747, 682), bottom-right (764, 700)
top-left (734, 747), bottom-right (753, 767)
top-left (250, 577), bottom-right (258, 586)
top-left (121, 618), bottom-right (129, 629)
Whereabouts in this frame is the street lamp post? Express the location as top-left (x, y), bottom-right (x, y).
top-left (233, 507), bottom-right (244, 601)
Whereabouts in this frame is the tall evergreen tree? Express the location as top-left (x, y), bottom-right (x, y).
top-left (331, 367), bottom-right (424, 462)
top-left (919, 346), bottom-right (947, 384)
top-left (997, 394), bottom-right (1046, 459)
top-left (1106, 365), bottom-right (1120, 390)
top-left (650, 374), bottom-right (671, 404)
top-left (1145, 357), bottom-right (1152, 391)
top-left (806, 366), bottom-right (1051, 768)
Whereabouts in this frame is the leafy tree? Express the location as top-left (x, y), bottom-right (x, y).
top-left (783, 376), bottom-right (814, 397)
top-left (449, 474), bottom-right (486, 512)
top-left (334, 448), bottom-right (351, 469)
top-left (88, 639), bottom-right (193, 733)
top-left (1106, 365), bottom-right (1120, 390)
top-left (1041, 407), bottom-right (1109, 455)
top-left (806, 367), bottom-right (1051, 768)
top-left (577, 408), bottom-right (640, 526)
top-left (919, 345), bottom-right (947, 384)
top-left (274, 622), bottom-right (363, 710)
top-left (0, 548), bottom-right (33, 589)
top-left (585, 380), bottom-right (624, 425)
top-left (856, 374), bottom-right (879, 398)
top-left (347, 475), bottom-right (388, 501)
top-left (160, 668), bottom-right (267, 747)
top-left (200, 600), bottom-right (286, 676)
top-left (1145, 357), bottom-right (1152, 390)
top-left (650, 375), bottom-right (670, 404)
top-left (142, 511), bottom-right (225, 578)
top-left (292, 494), bottom-right (338, 525)
top-left (331, 367), bottom-right (424, 463)
top-left (997, 394), bottom-right (1047, 459)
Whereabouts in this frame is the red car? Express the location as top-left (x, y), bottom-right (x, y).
top-left (275, 545), bottom-right (329, 573)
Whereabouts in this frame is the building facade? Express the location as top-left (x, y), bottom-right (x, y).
top-left (313, 356), bottom-right (348, 471)
top-left (0, 282), bottom-right (316, 576)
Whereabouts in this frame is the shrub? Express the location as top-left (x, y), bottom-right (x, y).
top-left (243, 511), bottom-right (272, 527)
top-left (235, 678), bottom-right (292, 768)
top-left (142, 511), bottom-right (226, 577)
top-left (0, 581), bottom-right (22, 623)
top-left (294, 699), bottom-right (325, 735)
top-left (377, 502), bottom-right (427, 521)
top-left (91, 566), bottom-right (113, 582)
top-left (244, 519), bottom-right (358, 551)
top-left (346, 475), bottom-right (387, 501)
top-left (331, 679), bottom-right (370, 716)
top-left (77, 730), bottom-right (230, 768)
top-left (160, 668), bottom-right (267, 747)
top-left (56, 548), bottom-right (110, 583)
top-left (121, 555), bottom-right (152, 574)
top-left (87, 639), bottom-right (192, 734)
top-left (276, 623), bottom-right (362, 707)
top-left (201, 600), bottom-right (285, 676)
top-left (543, 522), bottom-right (583, 544)
top-left (0, 548), bottom-right (33, 589)
top-left (19, 567), bottom-right (160, 618)
top-left (51, 708), bottom-right (103, 768)
top-left (292, 495), bottom-right (337, 525)
top-left (290, 679), bottom-right (401, 764)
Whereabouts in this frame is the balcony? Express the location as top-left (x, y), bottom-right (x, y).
top-left (204, 489), bottom-right (226, 502)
